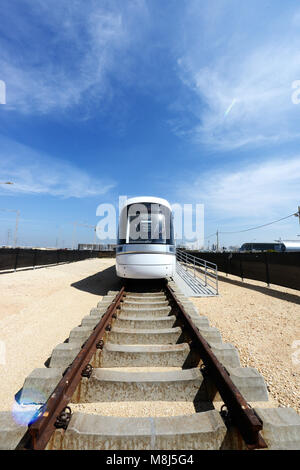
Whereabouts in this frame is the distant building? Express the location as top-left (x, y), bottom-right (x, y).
top-left (228, 245), bottom-right (240, 252)
top-left (239, 240), bottom-right (300, 252)
top-left (78, 243), bottom-right (116, 251)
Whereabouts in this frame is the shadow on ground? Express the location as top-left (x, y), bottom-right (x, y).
top-left (218, 274), bottom-right (300, 305)
top-left (71, 265), bottom-right (168, 295)
top-left (71, 265), bottom-right (123, 296)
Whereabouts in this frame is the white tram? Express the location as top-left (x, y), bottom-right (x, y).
top-left (116, 196), bottom-right (175, 279)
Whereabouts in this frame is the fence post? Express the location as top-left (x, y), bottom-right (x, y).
top-left (228, 253), bottom-right (232, 277)
top-left (33, 250), bottom-right (37, 269)
top-left (239, 254), bottom-right (244, 281)
top-left (265, 252), bottom-right (270, 287)
top-left (14, 248), bottom-right (19, 272)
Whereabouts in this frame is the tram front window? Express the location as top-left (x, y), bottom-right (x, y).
top-left (127, 203), bottom-right (173, 244)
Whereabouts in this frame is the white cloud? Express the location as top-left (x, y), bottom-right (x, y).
top-left (0, 137), bottom-right (115, 198)
top-left (182, 156), bottom-right (300, 221)
top-left (0, 0), bottom-right (147, 114)
top-left (176, 3), bottom-right (300, 150)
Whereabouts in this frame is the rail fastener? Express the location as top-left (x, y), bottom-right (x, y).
top-left (16, 287), bottom-right (125, 450)
top-left (165, 284), bottom-right (267, 450)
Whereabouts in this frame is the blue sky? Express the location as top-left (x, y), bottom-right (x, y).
top-left (0, 0), bottom-right (300, 248)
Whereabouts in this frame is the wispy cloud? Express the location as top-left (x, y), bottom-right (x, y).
top-left (175, 1), bottom-right (300, 150)
top-left (180, 156), bottom-right (300, 222)
top-left (0, 0), bottom-right (147, 114)
top-left (0, 137), bottom-right (115, 198)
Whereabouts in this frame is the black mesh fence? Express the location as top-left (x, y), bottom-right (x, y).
top-left (186, 250), bottom-right (300, 291)
top-left (0, 248), bottom-right (115, 272)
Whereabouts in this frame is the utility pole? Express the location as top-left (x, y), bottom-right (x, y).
top-left (7, 229), bottom-right (11, 246)
top-left (294, 206), bottom-right (300, 224)
top-left (72, 222), bottom-right (97, 250)
top-left (0, 208), bottom-right (20, 247)
top-left (216, 230), bottom-right (219, 252)
top-left (14, 210), bottom-right (20, 247)
top-left (72, 222), bottom-right (77, 250)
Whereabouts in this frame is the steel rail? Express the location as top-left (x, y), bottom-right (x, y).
top-left (16, 283), bottom-right (266, 450)
top-left (165, 284), bottom-right (267, 450)
top-left (16, 287), bottom-right (125, 450)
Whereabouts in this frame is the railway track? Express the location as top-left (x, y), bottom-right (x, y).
top-left (2, 280), bottom-right (300, 450)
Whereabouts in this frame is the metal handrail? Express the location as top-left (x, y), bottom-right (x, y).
top-left (178, 257), bottom-right (217, 292)
top-left (176, 248), bottom-right (218, 293)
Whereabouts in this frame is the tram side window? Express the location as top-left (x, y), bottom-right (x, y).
top-left (242, 244), bottom-right (251, 251)
top-left (274, 244), bottom-right (286, 252)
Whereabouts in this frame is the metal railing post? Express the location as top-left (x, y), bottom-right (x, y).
top-left (176, 248), bottom-right (218, 295)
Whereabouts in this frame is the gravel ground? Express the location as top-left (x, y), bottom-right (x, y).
top-left (71, 401), bottom-right (197, 417)
top-left (0, 258), bottom-right (119, 411)
top-left (192, 273), bottom-right (300, 413)
top-left (0, 259), bottom-right (299, 418)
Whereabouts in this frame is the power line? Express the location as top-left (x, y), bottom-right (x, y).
top-left (220, 212), bottom-right (297, 234)
top-left (204, 210), bottom-right (299, 238)
top-left (204, 232), bottom-right (217, 239)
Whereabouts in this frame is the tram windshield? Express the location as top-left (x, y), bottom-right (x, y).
top-left (118, 203), bottom-right (174, 245)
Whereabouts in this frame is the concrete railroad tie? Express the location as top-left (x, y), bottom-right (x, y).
top-left (2, 285), bottom-right (300, 450)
